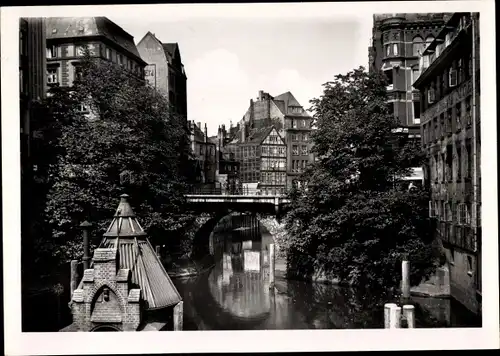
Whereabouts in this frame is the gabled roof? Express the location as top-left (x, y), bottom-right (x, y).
top-left (76, 194), bottom-right (182, 310)
top-left (46, 17), bottom-right (143, 60)
top-left (273, 91), bottom-right (302, 109)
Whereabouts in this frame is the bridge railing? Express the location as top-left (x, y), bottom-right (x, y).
top-left (186, 185), bottom-right (282, 196)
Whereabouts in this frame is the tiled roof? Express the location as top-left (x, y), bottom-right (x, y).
top-left (76, 194), bottom-right (182, 310)
top-left (45, 17), bottom-right (142, 60)
top-left (247, 126), bottom-right (274, 143)
top-left (273, 91), bottom-right (302, 109)
top-left (103, 237), bottom-right (182, 309)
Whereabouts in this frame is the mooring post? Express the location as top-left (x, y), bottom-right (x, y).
top-left (384, 303), bottom-right (397, 329)
top-left (173, 301), bottom-right (184, 331)
top-left (389, 305), bottom-right (402, 329)
top-left (155, 245), bottom-right (161, 258)
top-left (70, 260), bottom-right (78, 300)
top-left (403, 305), bottom-right (415, 328)
top-left (402, 259), bottom-right (410, 302)
top-left (269, 243), bottom-right (275, 288)
top-left (80, 221), bottom-right (92, 271)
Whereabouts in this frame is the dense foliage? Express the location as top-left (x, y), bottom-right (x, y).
top-left (284, 67), bottom-right (439, 292)
top-left (32, 54), bottom-right (196, 267)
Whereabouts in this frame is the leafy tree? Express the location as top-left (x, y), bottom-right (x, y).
top-left (284, 67), bottom-right (439, 292)
top-left (35, 53), bottom-right (196, 267)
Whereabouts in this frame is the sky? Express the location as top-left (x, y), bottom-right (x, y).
top-left (116, 15), bottom-right (373, 136)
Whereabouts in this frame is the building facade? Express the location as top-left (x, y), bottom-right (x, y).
top-left (20, 17), bottom-right (46, 183)
top-left (45, 17), bottom-right (146, 94)
top-left (369, 13), bottom-right (449, 137)
top-left (226, 126), bottom-right (287, 195)
top-left (211, 125), bottom-right (241, 194)
top-left (413, 12), bottom-right (481, 315)
top-left (136, 32), bottom-right (188, 119)
top-left (189, 121), bottom-right (217, 186)
top-left (231, 90), bottom-right (314, 191)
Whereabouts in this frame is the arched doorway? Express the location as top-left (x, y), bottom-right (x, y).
top-left (91, 325), bottom-right (120, 332)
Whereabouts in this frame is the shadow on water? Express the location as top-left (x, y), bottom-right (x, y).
top-left (173, 214), bottom-right (482, 330)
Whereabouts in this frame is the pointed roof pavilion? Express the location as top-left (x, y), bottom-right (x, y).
top-left (83, 194), bottom-right (182, 310)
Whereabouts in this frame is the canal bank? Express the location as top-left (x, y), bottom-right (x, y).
top-left (167, 214), bottom-right (480, 330)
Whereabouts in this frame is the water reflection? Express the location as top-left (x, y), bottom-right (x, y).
top-left (173, 214), bottom-right (481, 330)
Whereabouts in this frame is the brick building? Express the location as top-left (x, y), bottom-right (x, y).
top-left (413, 13), bottom-right (481, 315)
top-left (231, 90), bottom-right (314, 191)
top-left (61, 194), bottom-right (183, 331)
top-left (45, 17), bottom-right (146, 95)
top-left (136, 32), bottom-right (188, 119)
top-left (188, 120), bottom-right (217, 186)
top-left (226, 125), bottom-right (287, 195)
top-left (369, 13), bottom-right (449, 137)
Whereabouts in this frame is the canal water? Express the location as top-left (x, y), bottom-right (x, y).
top-left (173, 215), bottom-right (481, 330)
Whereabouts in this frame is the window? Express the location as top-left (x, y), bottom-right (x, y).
top-left (411, 68), bottom-right (421, 88)
top-left (393, 43), bottom-right (399, 56)
top-left (291, 134), bottom-right (298, 141)
top-left (386, 44), bottom-right (391, 57)
top-left (412, 36), bottom-right (425, 56)
top-left (465, 97), bottom-right (472, 126)
top-left (118, 54), bottom-right (124, 66)
top-left (455, 102), bottom-right (462, 129)
top-left (302, 160), bottom-right (307, 170)
top-left (76, 45), bottom-right (86, 56)
top-left (468, 53), bottom-right (473, 77)
top-left (449, 68), bottom-right (458, 87)
top-left (302, 119), bottom-right (306, 127)
top-left (47, 45), bottom-right (57, 58)
top-left (446, 145), bottom-right (453, 181)
top-left (466, 140), bottom-right (472, 179)
top-left (199, 145), bottom-right (203, 155)
top-left (301, 145), bottom-right (308, 155)
top-left (278, 147), bottom-right (286, 156)
top-left (262, 146), bottom-right (269, 156)
top-left (444, 201), bottom-right (452, 222)
top-left (291, 119), bottom-right (297, 128)
top-left (302, 133), bottom-right (308, 142)
top-left (427, 88), bottom-right (435, 104)
top-left (47, 67), bottom-right (58, 84)
top-left (74, 66), bottom-right (83, 82)
top-left (457, 203), bottom-right (470, 225)
top-left (105, 48), bottom-right (111, 60)
top-left (456, 145), bottom-right (462, 180)
top-left (413, 101), bottom-right (421, 123)
top-left (292, 145), bottom-right (299, 156)
top-left (384, 68), bottom-right (394, 89)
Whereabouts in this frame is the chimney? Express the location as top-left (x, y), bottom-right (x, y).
top-left (241, 123), bottom-right (246, 143)
top-left (197, 121), bottom-right (202, 130)
top-left (204, 123), bottom-right (208, 142)
top-left (258, 90), bottom-right (264, 101)
top-left (80, 221), bottom-right (92, 270)
top-left (250, 99), bottom-right (254, 125)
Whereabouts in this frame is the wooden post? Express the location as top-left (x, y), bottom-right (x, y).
top-left (269, 243), bottom-right (275, 288)
top-left (389, 305), bottom-right (401, 329)
top-left (401, 260), bottom-right (410, 301)
top-left (403, 305), bottom-right (415, 328)
top-left (384, 303), bottom-right (397, 329)
top-left (155, 245), bottom-right (161, 258)
top-left (70, 260), bottom-right (78, 300)
top-left (173, 301), bottom-right (184, 331)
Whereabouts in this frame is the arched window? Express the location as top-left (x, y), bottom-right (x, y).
top-left (412, 36), bottom-right (424, 56)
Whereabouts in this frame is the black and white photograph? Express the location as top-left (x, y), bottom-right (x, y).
top-left (2, 1), bottom-right (498, 353)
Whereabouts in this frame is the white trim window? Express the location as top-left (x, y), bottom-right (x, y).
top-left (292, 145), bottom-right (299, 156)
top-left (47, 67), bottom-right (58, 84)
top-left (46, 45), bottom-right (58, 58)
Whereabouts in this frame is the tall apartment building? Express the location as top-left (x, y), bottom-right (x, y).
top-left (230, 90), bottom-right (314, 191)
top-left (413, 13), bottom-right (481, 315)
top-left (45, 17), bottom-right (146, 94)
top-left (210, 125), bottom-right (241, 193)
top-left (369, 13), bottom-right (449, 137)
top-left (136, 32), bottom-right (188, 120)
